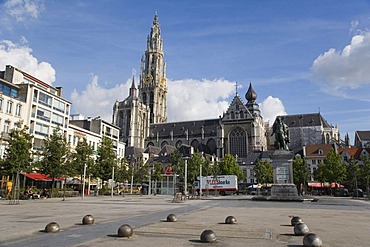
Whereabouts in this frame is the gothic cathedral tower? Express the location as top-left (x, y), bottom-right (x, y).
top-left (112, 14), bottom-right (167, 148)
top-left (139, 14), bottom-right (167, 124)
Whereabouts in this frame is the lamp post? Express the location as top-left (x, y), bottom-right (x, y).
top-left (184, 158), bottom-right (188, 195)
top-left (82, 164), bottom-right (87, 200)
top-left (148, 166), bottom-right (152, 195)
top-left (111, 166), bottom-right (115, 198)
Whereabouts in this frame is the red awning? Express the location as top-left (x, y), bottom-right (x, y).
top-left (308, 182), bottom-right (344, 189)
top-left (25, 173), bottom-right (64, 181)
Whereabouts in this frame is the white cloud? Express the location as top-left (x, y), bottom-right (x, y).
top-left (71, 77), bottom-right (236, 123)
top-left (259, 96), bottom-right (287, 124)
top-left (4, 0), bottom-right (44, 22)
top-left (70, 75), bottom-right (131, 122)
top-left (167, 78), bottom-right (234, 121)
top-left (312, 31), bottom-right (370, 91)
top-left (0, 39), bottom-right (56, 84)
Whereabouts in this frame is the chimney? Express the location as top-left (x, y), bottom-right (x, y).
top-left (56, 87), bottom-right (63, 97)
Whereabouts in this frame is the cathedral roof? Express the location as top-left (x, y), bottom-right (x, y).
top-left (279, 113), bottom-right (332, 128)
top-left (149, 119), bottom-right (220, 138)
top-left (143, 146), bottom-right (161, 156)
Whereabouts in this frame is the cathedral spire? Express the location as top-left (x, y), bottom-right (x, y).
top-left (245, 83), bottom-right (257, 103)
top-left (129, 76), bottom-right (137, 97)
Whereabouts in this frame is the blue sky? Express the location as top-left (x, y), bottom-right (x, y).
top-left (1, 0), bottom-right (370, 144)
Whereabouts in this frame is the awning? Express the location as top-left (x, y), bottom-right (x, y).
top-left (308, 182), bottom-right (344, 189)
top-left (25, 173), bottom-right (64, 181)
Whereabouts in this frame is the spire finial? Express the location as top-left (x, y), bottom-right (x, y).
top-left (235, 81), bottom-right (239, 96)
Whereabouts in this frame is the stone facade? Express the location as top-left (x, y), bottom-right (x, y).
top-left (112, 14), bottom-right (269, 158)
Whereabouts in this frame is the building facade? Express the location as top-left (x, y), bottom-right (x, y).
top-left (273, 113), bottom-right (340, 151)
top-left (1, 65), bottom-right (71, 155)
top-left (112, 15), bottom-right (269, 159)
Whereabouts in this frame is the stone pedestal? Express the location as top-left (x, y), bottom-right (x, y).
top-left (269, 150), bottom-right (301, 201)
top-left (269, 184), bottom-right (300, 201)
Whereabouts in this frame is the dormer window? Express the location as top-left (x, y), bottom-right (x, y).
top-left (318, 149), bottom-right (323, 155)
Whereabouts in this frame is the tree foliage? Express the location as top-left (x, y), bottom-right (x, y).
top-left (71, 138), bottom-right (94, 179)
top-left (187, 152), bottom-right (205, 184)
top-left (218, 154), bottom-right (245, 180)
top-left (322, 148), bottom-right (346, 184)
top-left (93, 135), bottom-right (116, 182)
top-left (254, 159), bottom-right (273, 185)
top-left (39, 127), bottom-right (71, 193)
top-left (1, 121), bottom-right (33, 179)
top-left (346, 158), bottom-right (359, 191)
top-left (292, 154), bottom-right (310, 193)
top-left (169, 149), bottom-right (185, 180)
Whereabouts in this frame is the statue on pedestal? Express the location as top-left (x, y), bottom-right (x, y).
top-left (271, 116), bottom-right (290, 150)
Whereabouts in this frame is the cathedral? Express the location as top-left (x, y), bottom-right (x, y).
top-left (112, 14), bottom-right (269, 160)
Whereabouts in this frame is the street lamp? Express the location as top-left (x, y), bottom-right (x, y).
top-left (82, 164), bottom-right (87, 199)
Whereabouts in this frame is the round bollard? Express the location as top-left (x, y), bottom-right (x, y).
top-left (291, 216), bottom-right (303, 226)
top-left (200, 229), bottom-right (217, 243)
top-left (82, 215), bottom-right (95, 225)
top-left (45, 222), bottom-right (60, 233)
top-left (166, 214), bottom-right (177, 222)
top-left (294, 222), bottom-right (309, 236)
top-left (303, 233), bottom-right (322, 247)
top-left (117, 224), bottom-right (133, 238)
top-left (225, 215), bottom-right (237, 224)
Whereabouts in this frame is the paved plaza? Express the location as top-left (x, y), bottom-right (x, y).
top-left (1, 194), bottom-right (370, 247)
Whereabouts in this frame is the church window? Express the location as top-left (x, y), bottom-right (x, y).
top-left (191, 139), bottom-right (200, 151)
top-left (229, 127), bottom-right (247, 158)
top-left (143, 93), bottom-right (147, 104)
top-left (231, 111), bottom-right (235, 119)
top-left (161, 141), bottom-right (168, 147)
top-left (176, 140), bottom-right (182, 148)
top-left (206, 138), bottom-right (216, 155)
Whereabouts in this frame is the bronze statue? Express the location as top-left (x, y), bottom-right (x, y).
top-left (271, 116), bottom-right (290, 150)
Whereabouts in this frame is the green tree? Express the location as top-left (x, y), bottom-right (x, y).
top-left (134, 162), bottom-right (149, 184)
top-left (71, 138), bottom-right (94, 193)
top-left (93, 136), bottom-right (116, 182)
top-left (292, 154), bottom-right (310, 195)
top-left (116, 158), bottom-right (131, 183)
top-left (1, 121), bottom-right (33, 179)
top-left (40, 127), bottom-right (71, 196)
top-left (187, 152), bottom-right (205, 184)
top-left (219, 154), bottom-right (245, 181)
top-left (169, 149), bottom-right (185, 178)
top-left (254, 159), bottom-right (273, 186)
top-left (323, 148), bottom-right (346, 184)
top-left (360, 156), bottom-right (370, 197)
top-left (346, 159), bottom-right (359, 192)
top-left (314, 162), bottom-right (326, 183)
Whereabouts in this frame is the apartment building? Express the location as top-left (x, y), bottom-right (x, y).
top-left (1, 65), bottom-right (71, 154)
top-left (70, 114), bottom-right (125, 160)
top-left (0, 77), bottom-right (27, 158)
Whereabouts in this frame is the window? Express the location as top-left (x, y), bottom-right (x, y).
top-left (6, 101), bottom-right (13, 114)
top-left (35, 122), bottom-right (49, 136)
top-left (0, 98), bottom-right (2, 111)
top-left (53, 98), bottom-right (65, 113)
top-left (3, 120), bottom-right (10, 133)
top-left (38, 92), bottom-right (52, 107)
top-left (15, 104), bottom-right (21, 117)
top-left (229, 127), bottom-right (248, 158)
top-left (36, 108), bottom-right (51, 122)
top-left (51, 113), bottom-right (64, 126)
top-left (0, 83), bottom-right (18, 98)
top-left (312, 160), bottom-right (316, 165)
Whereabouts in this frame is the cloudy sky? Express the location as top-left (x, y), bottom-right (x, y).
top-left (1, 0), bottom-right (370, 143)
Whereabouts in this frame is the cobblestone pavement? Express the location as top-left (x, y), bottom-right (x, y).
top-left (1, 195), bottom-right (370, 247)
